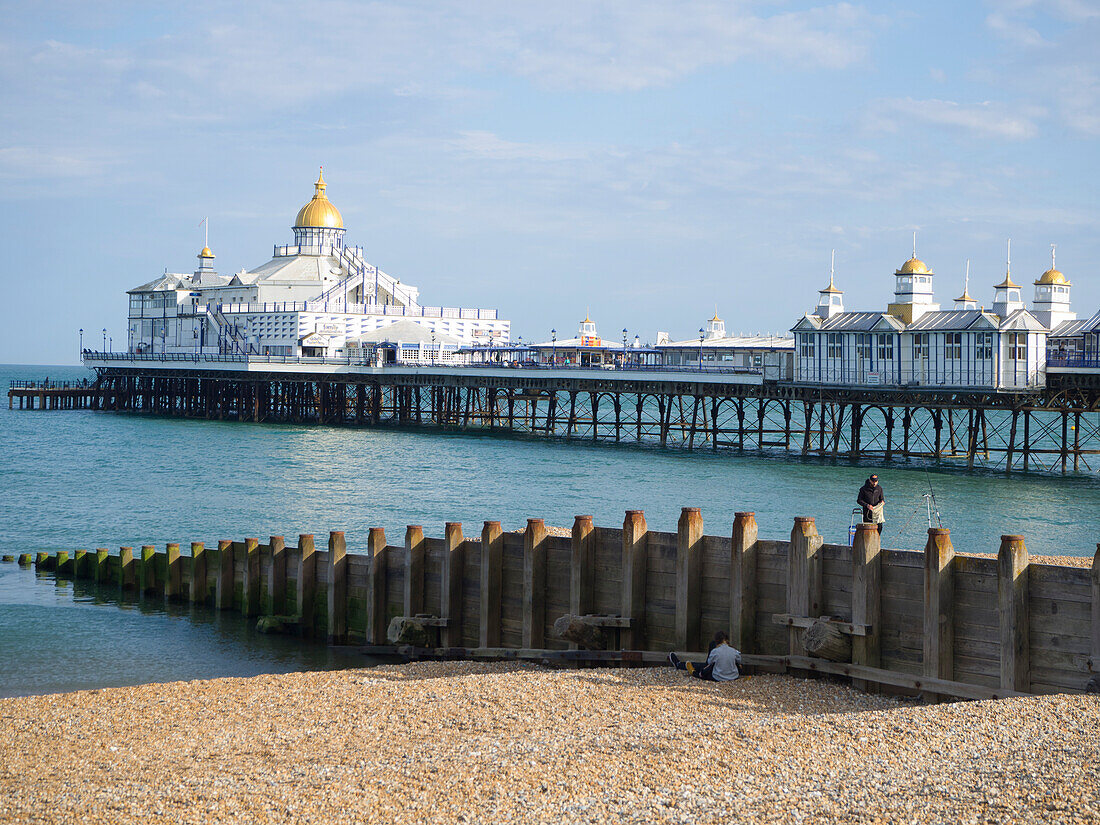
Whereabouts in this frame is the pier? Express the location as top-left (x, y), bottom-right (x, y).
top-left (18, 509), bottom-right (1100, 701)
top-left (8, 380), bottom-right (102, 410)
top-left (62, 353), bottom-right (1100, 473)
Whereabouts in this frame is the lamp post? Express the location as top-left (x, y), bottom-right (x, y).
top-left (622, 328), bottom-right (628, 368)
top-left (109, 336), bottom-right (113, 353)
top-left (551, 328), bottom-right (556, 366)
top-left (79, 328), bottom-right (83, 355)
top-left (102, 328), bottom-right (107, 352)
top-left (488, 332), bottom-right (495, 365)
top-left (698, 328), bottom-right (705, 371)
top-left (430, 330), bottom-right (436, 365)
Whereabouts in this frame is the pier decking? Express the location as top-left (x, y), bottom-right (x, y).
top-left (8, 380), bottom-right (102, 410)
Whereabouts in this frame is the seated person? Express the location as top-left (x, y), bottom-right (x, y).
top-left (668, 630), bottom-right (743, 681)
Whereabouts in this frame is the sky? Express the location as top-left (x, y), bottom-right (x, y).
top-left (1, 0), bottom-right (1098, 363)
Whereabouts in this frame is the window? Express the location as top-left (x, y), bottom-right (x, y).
top-left (1009, 332), bottom-right (1027, 360)
top-left (877, 335), bottom-right (893, 360)
top-left (827, 334), bottom-right (843, 359)
top-left (799, 335), bottom-right (815, 358)
top-left (976, 333), bottom-right (993, 360)
top-left (945, 333), bottom-right (962, 360)
top-left (856, 334), bottom-right (873, 361)
top-left (913, 333), bottom-right (929, 359)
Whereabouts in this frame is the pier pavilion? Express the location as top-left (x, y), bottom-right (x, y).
top-left (125, 170), bottom-right (509, 357)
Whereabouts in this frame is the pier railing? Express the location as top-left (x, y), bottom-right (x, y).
top-left (19, 511), bottom-right (1100, 701)
top-left (9, 379), bottom-right (93, 390)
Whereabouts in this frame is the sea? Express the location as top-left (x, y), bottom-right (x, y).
top-left (2, 362), bottom-right (1098, 698)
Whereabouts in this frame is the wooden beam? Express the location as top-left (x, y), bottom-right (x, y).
top-left (923, 527), bottom-right (955, 689)
top-left (404, 525), bottom-right (425, 618)
top-left (998, 534), bottom-right (1030, 692)
top-left (296, 534), bottom-right (316, 634)
top-left (1092, 544), bottom-right (1100, 676)
top-left (621, 510), bottom-right (648, 651)
top-left (189, 542), bottom-right (206, 603)
top-left (787, 517), bottom-right (822, 656)
top-left (327, 531), bottom-right (347, 644)
top-left (731, 511), bottom-right (758, 654)
top-left (676, 507), bottom-right (704, 650)
top-left (242, 538), bottom-right (260, 617)
top-left (479, 521), bottom-right (503, 648)
top-left (441, 522), bottom-right (465, 648)
top-left (851, 522), bottom-right (881, 691)
top-left (570, 515), bottom-right (595, 617)
top-left (772, 614), bottom-right (870, 636)
top-left (215, 540), bottom-right (233, 610)
top-left (365, 527), bottom-right (388, 645)
top-left (523, 518), bottom-right (548, 648)
top-left (165, 543), bottom-right (181, 601)
top-left (266, 536), bottom-right (286, 615)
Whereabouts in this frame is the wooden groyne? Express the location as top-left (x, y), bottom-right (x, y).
top-left (17, 511), bottom-right (1100, 700)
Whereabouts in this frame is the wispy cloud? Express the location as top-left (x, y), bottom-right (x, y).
top-left (867, 98), bottom-right (1043, 139)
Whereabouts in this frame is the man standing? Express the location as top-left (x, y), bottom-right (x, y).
top-left (857, 474), bottom-right (885, 534)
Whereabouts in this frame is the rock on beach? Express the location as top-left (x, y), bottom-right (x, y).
top-left (1, 662), bottom-right (1098, 824)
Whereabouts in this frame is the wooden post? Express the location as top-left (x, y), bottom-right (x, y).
top-left (55, 551), bottom-right (70, 577)
top-left (788, 517), bottom-right (822, 656)
top-left (189, 542), bottom-right (207, 604)
top-left (523, 519), bottom-right (548, 648)
top-left (242, 538), bottom-right (261, 617)
top-left (404, 526), bottom-right (425, 618)
top-left (998, 534), bottom-right (1030, 692)
top-left (266, 536), bottom-right (286, 615)
top-left (94, 548), bottom-right (109, 584)
top-left (442, 523), bottom-right (465, 648)
top-left (327, 531), bottom-right (347, 644)
top-left (480, 521), bottom-right (503, 648)
top-left (1091, 544), bottom-right (1100, 678)
top-left (570, 515), bottom-right (595, 617)
top-left (216, 540), bottom-right (234, 610)
top-left (731, 512), bottom-right (758, 654)
top-left (140, 545), bottom-right (156, 594)
top-left (852, 522), bottom-right (882, 691)
top-left (676, 507), bottom-right (704, 651)
top-left (365, 528), bottom-right (387, 645)
top-left (74, 550), bottom-right (88, 579)
top-left (119, 547), bottom-right (135, 592)
top-left (165, 543), bottom-right (181, 601)
top-left (621, 510), bottom-right (648, 650)
top-left (923, 527), bottom-right (955, 689)
top-left (297, 535), bottom-right (316, 634)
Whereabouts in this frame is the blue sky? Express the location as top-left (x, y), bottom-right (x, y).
top-left (1, 0), bottom-right (1098, 363)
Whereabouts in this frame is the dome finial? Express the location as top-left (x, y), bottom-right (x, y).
top-left (1051, 242), bottom-right (1056, 270)
top-left (294, 168), bottom-right (343, 229)
top-left (316, 166), bottom-right (326, 192)
top-left (912, 230), bottom-right (917, 261)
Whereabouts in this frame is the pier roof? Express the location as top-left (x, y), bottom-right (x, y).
top-left (349, 319), bottom-right (461, 346)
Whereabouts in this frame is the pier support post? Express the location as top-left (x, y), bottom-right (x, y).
top-left (787, 517), bottom-right (822, 656)
top-left (242, 538), bottom-right (260, 617)
top-left (998, 535), bottom-right (1030, 692)
top-left (120, 547), bottom-right (135, 592)
top-left (216, 540), bottom-right (234, 610)
top-left (265, 536), bottom-right (286, 615)
top-left (94, 548), bottom-right (109, 585)
top-left (523, 519), bottom-right (548, 649)
top-left (297, 535), bottom-right (317, 635)
top-left (365, 528), bottom-right (387, 645)
top-left (327, 531), bottom-right (347, 644)
top-left (404, 526), bottom-right (425, 618)
top-left (621, 510), bottom-right (648, 651)
top-left (480, 521), bottom-right (503, 648)
top-left (189, 543), bottom-right (207, 604)
top-left (164, 543), bottom-right (180, 600)
top-left (676, 508), bottom-right (704, 651)
top-left (140, 546), bottom-right (156, 594)
top-left (852, 523), bottom-right (882, 691)
top-left (731, 512), bottom-right (758, 654)
top-left (923, 528), bottom-right (955, 695)
top-left (442, 523), bottom-right (465, 648)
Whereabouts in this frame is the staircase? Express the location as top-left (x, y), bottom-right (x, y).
top-left (316, 245), bottom-right (420, 310)
top-left (206, 305), bottom-right (255, 355)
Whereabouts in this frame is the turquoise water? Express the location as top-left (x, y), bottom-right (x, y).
top-left (2, 363), bottom-right (1099, 696)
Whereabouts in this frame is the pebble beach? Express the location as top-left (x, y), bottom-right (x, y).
top-left (2, 663), bottom-right (1098, 824)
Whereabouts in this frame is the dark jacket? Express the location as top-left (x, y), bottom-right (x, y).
top-left (857, 479), bottom-right (884, 518)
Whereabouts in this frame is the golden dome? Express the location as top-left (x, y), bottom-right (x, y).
top-left (1035, 268), bottom-right (1070, 286)
top-left (294, 168), bottom-right (344, 229)
top-left (896, 257), bottom-right (931, 275)
top-left (199, 246), bottom-right (214, 258)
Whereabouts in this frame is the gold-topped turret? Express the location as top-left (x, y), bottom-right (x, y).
top-left (896, 257), bottom-right (931, 275)
top-left (199, 246), bottom-right (214, 258)
top-left (294, 167), bottom-right (344, 229)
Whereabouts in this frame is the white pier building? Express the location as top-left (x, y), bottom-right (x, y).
top-left (791, 247), bottom-right (1070, 390)
top-left (126, 171), bottom-right (509, 358)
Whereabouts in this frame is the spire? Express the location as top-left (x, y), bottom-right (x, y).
top-left (1051, 243), bottom-right (1056, 270)
top-left (912, 230), bottom-right (917, 261)
top-left (995, 238), bottom-right (1018, 288)
top-left (819, 249), bottom-right (842, 293)
top-left (316, 166), bottom-right (326, 193)
top-left (954, 259), bottom-right (974, 304)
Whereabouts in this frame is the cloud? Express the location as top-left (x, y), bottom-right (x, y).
top-left (867, 98), bottom-right (1043, 140)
